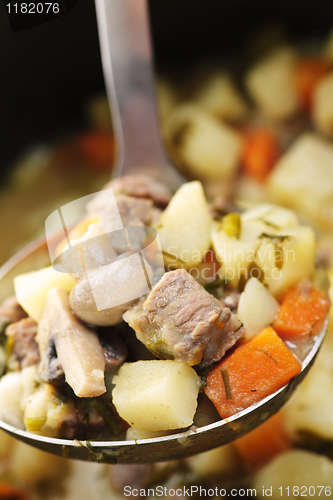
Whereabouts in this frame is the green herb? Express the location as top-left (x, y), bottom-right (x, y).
top-left (221, 368), bottom-right (232, 400)
top-left (205, 278), bottom-right (225, 290)
top-left (254, 347), bottom-right (278, 364)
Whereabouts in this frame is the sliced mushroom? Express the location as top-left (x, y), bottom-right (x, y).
top-left (69, 253), bottom-right (153, 327)
top-left (37, 287), bottom-right (106, 398)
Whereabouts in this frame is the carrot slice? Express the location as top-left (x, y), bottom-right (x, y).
top-left (241, 128), bottom-right (280, 182)
top-left (0, 482), bottom-right (29, 500)
top-left (294, 58), bottom-right (330, 110)
top-left (233, 412), bottom-right (292, 465)
top-left (204, 327), bottom-right (301, 419)
top-left (273, 279), bottom-right (330, 340)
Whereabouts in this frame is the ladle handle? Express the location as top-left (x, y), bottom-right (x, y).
top-left (94, 0), bottom-right (182, 188)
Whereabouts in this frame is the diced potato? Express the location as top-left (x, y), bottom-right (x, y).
top-left (0, 372), bottom-right (24, 429)
top-left (241, 204), bottom-right (299, 230)
top-left (282, 336), bottom-right (333, 441)
top-left (253, 450), bottom-right (333, 498)
top-left (268, 133), bottom-right (333, 231)
top-left (237, 278), bottom-right (280, 340)
top-left (112, 360), bottom-right (201, 432)
top-left (313, 72), bottom-right (333, 136)
top-left (14, 266), bottom-right (76, 322)
top-left (255, 225), bottom-right (316, 298)
top-left (156, 181), bottom-right (213, 268)
top-left (246, 48), bottom-right (299, 121)
top-left (195, 73), bottom-right (249, 122)
top-left (24, 383), bottom-right (67, 435)
top-left (186, 444), bottom-right (237, 477)
top-left (10, 440), bottom-right (68, 485)
top-left (165, 104), bottom-right (243, 181)
top-left (212, 216), bottom-right (265, 290)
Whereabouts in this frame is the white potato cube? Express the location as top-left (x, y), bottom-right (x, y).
top-left (156, 181), bottom-right (212, 268)
top-left (246, 48), bottom-right (299, 121)
top-left (166, 104), bottom-right (243, 180)
top-left (283, 336), bottom-right (333, 441)
top-left (186, 444), bottom-right (237, 477)
top-left (14, 266), bottom-right (76, 322)
top-left (254, 451), bottom-right (333, 498)
top-left (112, 360), bottom-right (201, 432)
top-left (212, 217), bottom-right (266, 290)
top-left (0, 372), bottom-right (24, 429)
top-left (255, 225), bottom-right (316, 298)
top-left (196, 73), bottom-right (249, 122)
top-left (237, 278), bottom-right (280, 340)
top-left (241, 204), bottom-right (299, 230)
top-left (11, 440), bottom-right (68, 485)
top-left (268, 133), bottom-right (333, 231)
top-left (313, 72), bottom-right (333, 136)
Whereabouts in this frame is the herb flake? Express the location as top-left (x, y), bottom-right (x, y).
top-left (221, 367), bottom-right (232, 400)
top-left (254, 347), bottom-right (278, 364)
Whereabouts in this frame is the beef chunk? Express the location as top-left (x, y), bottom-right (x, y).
top-left (123, 269), bottom-right (243, 367)
top-left (108, 464), bottom-right (153, 494)
top-left (87, 175), bottom-right (171, 215)
top-left (6, 318), bottom-right (40, 369)
top-left (0, 296), bottom-right (27, 333)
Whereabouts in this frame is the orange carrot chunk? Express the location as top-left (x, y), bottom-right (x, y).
top-left (273, 279), bottom-right (330, 340)
top-left (241, 128), bottom-right (280, 182)
top-left (294, 58), bottom-right (330, 110)
top-left (204, 327), bottom-right (301, 419)
top-left (233, 412), bottom-right (292, 465)
top-left (0, 482), bottom-right (29, 500)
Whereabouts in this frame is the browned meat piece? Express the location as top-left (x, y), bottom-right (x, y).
top-left (98, 330), bottom-right (128, 373)
top-left (0, 296), bottom-right (27, 333)
top-left (108, 464), bottom-right (153, 494)
top-left (123, 269), bottom-right (243, 367)
top-left (87, 175), bottom-right (171, 215)
top-left (102, 194), bottom-right (156, 227)
top-left (6, 318), bottom-right (40, 369)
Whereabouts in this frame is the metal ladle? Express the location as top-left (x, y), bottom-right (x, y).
top-left (0, 0), bottom-right (328, 464)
